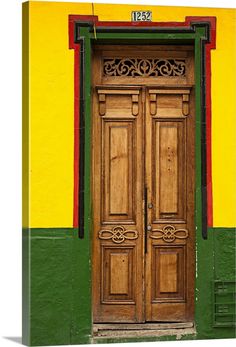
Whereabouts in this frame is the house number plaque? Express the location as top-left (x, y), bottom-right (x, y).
top-left (131, 11), bottom-right (152, 22)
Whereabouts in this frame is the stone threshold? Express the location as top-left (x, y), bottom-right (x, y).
top-left (93, 322), bottom-right (196, 339)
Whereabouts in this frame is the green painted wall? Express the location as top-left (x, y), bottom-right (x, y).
top-left (214, 229), bottom-right (236, 280)
top-left (23, 228), bottom-right (92, 346)
top-left (30, 229), bottom-right (73, 346)
top-left (23, 227), bottom-right (235, 346)
top-left (196, 228), bottom-right (236, 340)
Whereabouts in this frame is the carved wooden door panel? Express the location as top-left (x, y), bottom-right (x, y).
top-left (92, 46), bottom-right (195, 324)
top-left (92, 86), bottom-right (144, 322)
top-left (145, 87), bottom-right (195, 322)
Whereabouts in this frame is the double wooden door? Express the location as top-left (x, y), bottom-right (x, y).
top-left (92, 46), bottom-right (195, 323)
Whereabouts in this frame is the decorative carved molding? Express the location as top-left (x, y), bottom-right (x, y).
top-left (150, 225), bottom-right (189, 243)
top-left (182, 94), bottom-right (189, 116)
top-left (98, 94), bottom-right (106, 116)
top-left (149, 93), bottom-right (157, 116)
top-left (99, 226), bottom-right (138, 244)
top-left (97, 88), bottom-right (140, 116)
top-left (148, 88), bottom-right (191, 117)
top-left (132, 94), bottom-right (139, 116)
top-left (103, 58), bottom-right (186, 77)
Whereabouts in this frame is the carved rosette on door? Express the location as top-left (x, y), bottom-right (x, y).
top-left (92, 46), bottom-right (195, 324)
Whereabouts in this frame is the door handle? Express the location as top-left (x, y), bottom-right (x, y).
top-left (147, 225), bottom-right (152, 231)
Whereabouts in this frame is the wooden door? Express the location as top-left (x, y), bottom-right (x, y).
top-left (92, 85), bottom-right (144, 322)
top-left (92, 46), bottom-right (195, 324)
top-left (145, 86), bottom-right (195, 321)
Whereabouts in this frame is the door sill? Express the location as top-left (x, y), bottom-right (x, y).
top-left (93, 322), bottom-right (196, 339)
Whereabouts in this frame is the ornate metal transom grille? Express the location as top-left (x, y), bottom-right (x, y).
top-left (103, 58), bottom-right (186, 77)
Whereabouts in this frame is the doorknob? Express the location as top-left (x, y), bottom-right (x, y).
top-left (147, 225), bottom-right (152, 231)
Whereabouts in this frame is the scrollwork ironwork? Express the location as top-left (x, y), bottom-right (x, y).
top-left (103, 58), bottom-right (186, 77)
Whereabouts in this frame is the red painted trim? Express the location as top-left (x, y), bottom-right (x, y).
top-left (69, 15), bottom-right (216, 29)
top-left (69, 14), bottom-right (216, 228)
top-left (69, 16), bottom-right (80, 227)
top-left (73, 46), bottom-right (80, 228)
top-left (205, 17), bottom-right (216, 227)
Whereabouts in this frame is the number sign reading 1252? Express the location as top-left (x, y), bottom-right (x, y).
top-left (132, 11), bottom-right (152, 22)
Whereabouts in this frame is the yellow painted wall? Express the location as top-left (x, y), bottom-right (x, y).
top-left (28, 1), bottom-right (236, 228)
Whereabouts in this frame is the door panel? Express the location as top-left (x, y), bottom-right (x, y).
top-left (145, 87), bottom-right (194, 321)
top-left (92, 86), bottom-right (144, 322)
top-left (92, 46), bottom-right (195, 324)
top-left (159, 123), bottom-right (178, 214)
top-left (103, 121), bottom-right (135, 222)
top-left (153, 119), bottom-right (186, 222)
top-left (152, 245), bottom-right (186, 301)
top-left (101, 246), bottom-right (135, 303)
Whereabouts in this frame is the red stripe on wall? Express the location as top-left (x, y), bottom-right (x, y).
top-left (73, 46), bottom-right (80, 228)
top-left (205, 17), bottom-right (216, 227)
top-left (69, 16), bottom-right (80, 227)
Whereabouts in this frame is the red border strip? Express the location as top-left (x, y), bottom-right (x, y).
top-left (186, 16), bottom-right (216, 227)
top-left (69, 18), bottom-right (80, 227)
top-left (69, 15), bottom-right (216, 228)
top-left (205, 19), bottom-right (216, 227)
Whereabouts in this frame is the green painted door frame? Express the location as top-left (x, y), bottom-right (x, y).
top-left (79, 25), bottom-right (206, 341)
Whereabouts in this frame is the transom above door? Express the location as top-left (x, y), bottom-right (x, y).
top-left (92, 46), bottom-right (195, 323)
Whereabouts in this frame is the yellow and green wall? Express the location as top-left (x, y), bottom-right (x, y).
top-left (23, 1), bottom-right (236, 345)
